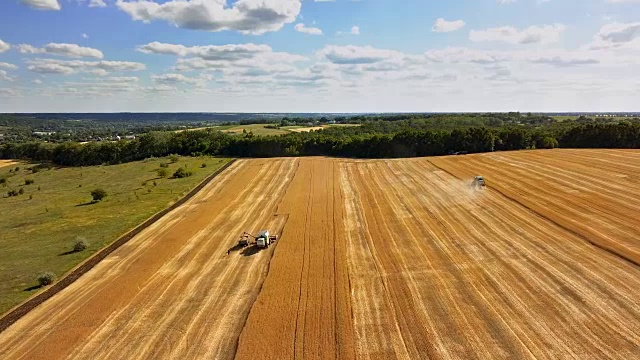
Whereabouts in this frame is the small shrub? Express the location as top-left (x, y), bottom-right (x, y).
top-left (29, 194), bottom-right (33, 200)
top-left (172, 167), bottom-right (193, 179)
top-left (14, 167), bottom-right (20, 172)
top-left (0, 177), bottom-right (6, 186)
top-left (157, 168), bottom-right (168, 178)
top-left (31, 167), bottom-right (40, 174)
top-left (159, 163), bottom-right (169, 168)
top-left (18, 188), bottom-right (24, 195)
top-left (37, 272), bottom-right (56, 287)
top-left (201, 163), bottom-right (207, 168)
top-left (168, 154), bottom-right (179, 163)
top-left (73, 238), bottom-right (89, 252)
top-left (7, 189), bottom-right (18, 197)
top-left (25, 179), bottom-right (34, 185)
top-left (91, 188), bottom-right (107, 202)
top-left (38, 186), bottom-right (41, 191)
top-left (153, 181), bottom-right (157, 187)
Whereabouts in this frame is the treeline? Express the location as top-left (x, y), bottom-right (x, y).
top-left (1, 123), bottom-right (638, 166)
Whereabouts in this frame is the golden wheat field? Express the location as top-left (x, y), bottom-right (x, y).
top-left (1, 150), bottom-right (639, 359)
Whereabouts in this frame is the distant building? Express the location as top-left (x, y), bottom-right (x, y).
top-left (33, 131), bottom-right (56, 136)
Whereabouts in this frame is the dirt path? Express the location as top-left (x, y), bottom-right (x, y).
top-left (0, 160), bottom-right (17, 169)
top-left (0, 159), bottom-right (298, 360)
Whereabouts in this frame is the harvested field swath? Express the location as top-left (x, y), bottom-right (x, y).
top-left (0, 159), bottom-right (297, 360)
top-left (338, 157), bottom-right (640, 359)
top-left (235, 158), bottom-right (355, 360)
top-left (430, 149), bottom-right (640, 265)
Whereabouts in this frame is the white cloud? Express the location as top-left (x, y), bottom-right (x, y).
top-left (138, 42), bottom-right (271, 60)
top-left (0, 62), bottom-right (17, 70)
top-left (425, 47), bottom-right (505, 64)
top-left (606, 0), bottom-right (640, 3)
top-left (470, 24), bottom-right (565, 44)
top-left (588, 22), bottom-right (640, 50)
top-left (0, 70), bottom-right (14, 82)
top-left (319, 45), bottom-right (404, 64)
top-left (152, 73), bottom-right (204, 85)
top-left (295, 23), bottom-right (323, 35)
top-left (0, 39), bottom-right (10, 53)
top-left (32, 79), bottom-right (43, 84)
top-left (82, 34), bottom-right (89, 39)
top-left (351, 26), bottom-right (360, 35)
top-left (497, 0), bottom-right (516, 3)
top-left (116, 0), bottom-right (302, 35)
top-left (89, 0), bottom-right (106, 7)
top-left (26, 59), bottom-right (146, 75)
top-left (19, 0), bottom-right (61, 10)
top-left (432, 18), bottom-right (465, 33)
top-left (18, 43), bottom-right (104, 59)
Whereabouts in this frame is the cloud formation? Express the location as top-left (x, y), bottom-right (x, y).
top-left (470, 24), bottom-right (565, 44)
top-left (432, 18), bottom-right (466, 33)
top-left (27, 59), bottom-right (146, 75)
top-left (19, 0), bottom-right (60, 10)
top-left (18, 43), bottom-right (104, 59)
top-left (116, 0), bottom-right (302, 35)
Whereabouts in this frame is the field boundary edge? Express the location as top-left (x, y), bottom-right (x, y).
top-left (0, 158), bottom-right (238, 333)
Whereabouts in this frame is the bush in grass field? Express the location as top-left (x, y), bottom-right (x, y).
top-left (157, 168), bottom-right (168, 178)
top-left (201, 163), bottom-right (207, 168)
top-left (159, 163), bottom-right (169, 168)
top-left (25, 179), bottom-right (34, 185)
top-left (172, 167), bottom-right (193, 179)
top-left (73, 237), bottom-right (89, 252)
top-left (91, 188), bottom-right (107, 202)
top-left (37, 272), bottom-right (56, 287)
top-left (18, 188), bottom-right (24, 195)
top-left (7, 189), bottom-right (18, 197)
top-left (168, 154), bottom-right (179, 163)
top-left (0, 177), bottom-right (6, 186)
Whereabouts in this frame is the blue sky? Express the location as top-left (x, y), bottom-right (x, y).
top-left (0, 0), bottom-right (639, 112)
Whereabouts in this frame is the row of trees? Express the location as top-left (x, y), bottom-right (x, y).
top-left (1, 122), bottom-right (638, 166)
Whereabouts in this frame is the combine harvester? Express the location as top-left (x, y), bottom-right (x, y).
top-left (472, 176), bottom-right (486, 190)
top-left (238, 230), bottom-right (279, 249)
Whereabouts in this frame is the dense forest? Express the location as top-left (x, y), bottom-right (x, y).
top-left (1, 113), bottom-right (639, 166)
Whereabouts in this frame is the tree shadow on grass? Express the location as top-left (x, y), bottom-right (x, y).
top-left (76, 200), bottom-right (99, 207)
top-left (23, 285), bottom-right (42, 292)
top-left (58, 250), bottom-right (77, 256)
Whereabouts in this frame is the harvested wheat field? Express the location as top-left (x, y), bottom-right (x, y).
top-left (2, 150), bottom-right (640, 359)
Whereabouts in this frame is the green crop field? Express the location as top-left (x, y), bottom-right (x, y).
top-left (0, 156), bottom-right (232, 314)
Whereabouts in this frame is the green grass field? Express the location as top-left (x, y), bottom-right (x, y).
top-left (0, 156), bottom-right (232, 314)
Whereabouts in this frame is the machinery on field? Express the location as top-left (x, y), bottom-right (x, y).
top-left (239, 230), bottom-right (279, 249)
top-left (472, 176), bottom-right (486, 189)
